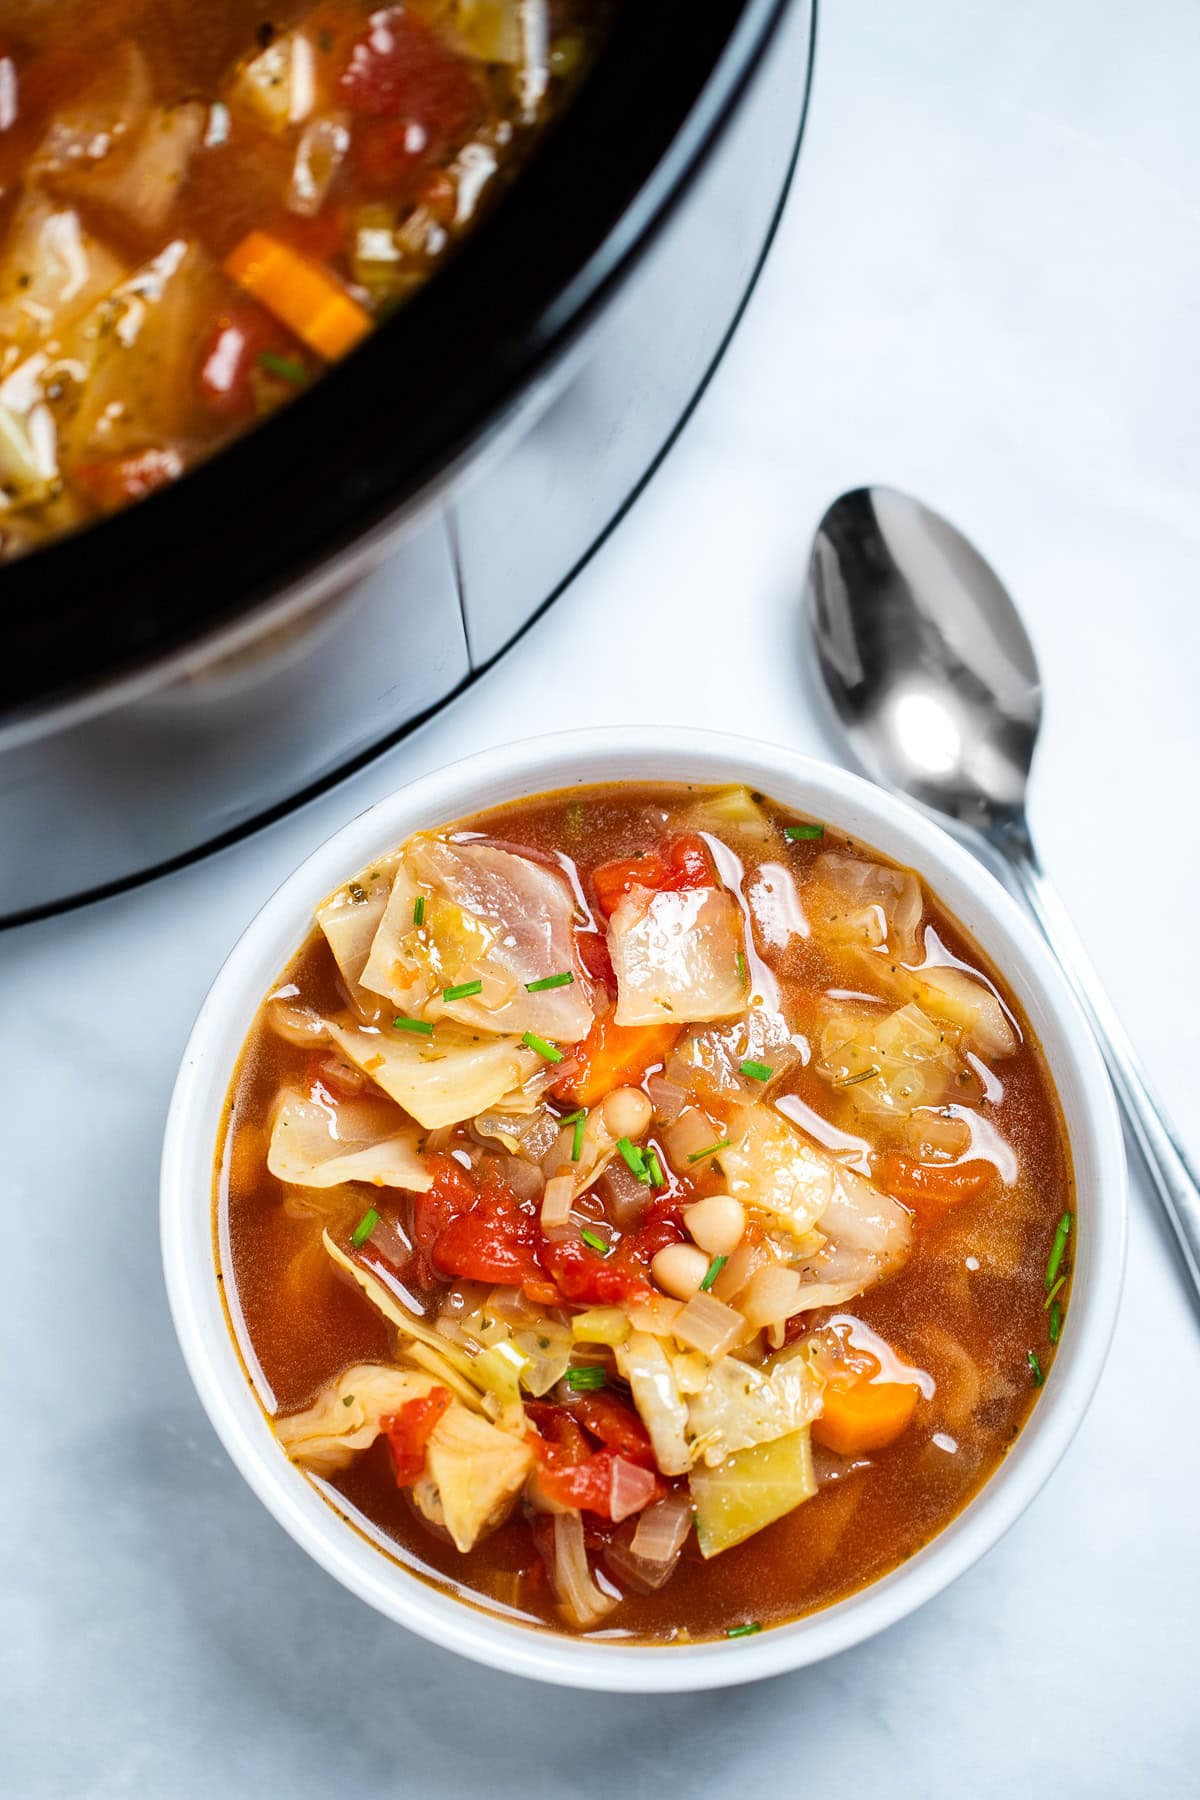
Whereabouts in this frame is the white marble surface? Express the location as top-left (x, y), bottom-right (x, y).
top-left (4, 1), bottom-right (1200, 1794)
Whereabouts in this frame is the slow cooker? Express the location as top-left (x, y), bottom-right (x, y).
top-left (0, 0), bottom-right (816, 924)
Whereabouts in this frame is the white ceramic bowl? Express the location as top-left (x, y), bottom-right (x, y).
top-left (161, 727), bottom-right (1125, 1692)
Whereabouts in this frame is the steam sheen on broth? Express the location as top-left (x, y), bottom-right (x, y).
top-left (217, 782), bottom-right (1074, 1643)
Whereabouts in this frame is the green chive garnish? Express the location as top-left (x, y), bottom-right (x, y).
top-left (1027, 1349), bottom-right (1044, 1387)
top-left (342, 1393), bottom-right (355, 1407)
top-left (617, 1137), bottom-right (648, 1179)
top-left (580, 1227), bottom-right (608, 1255)
top-left (687, 1139), bottom-right (731, 1164)
top-left (393, 1016), bottom-right (434, 1036)
top-left (784, 823), bottom-right (824, 841)
top-left (412, 894), bottom-right (425, 926)
top-left (443, 980), bottom-right (483, 1001)
top-left (1044, 1211), bottom-right (1072, 1292)
top-left (565, 1365), bottom-right (606, 1391)
top-left (1043, 1275), bottom-right (1066, 1310)
top-left (700, 1255), bottom-right (727, 1292)
top-left (1048, 1300), bottom-right (1063, 1345)
top-left (726, 1622), bottom-right (762, 1638)
top-left (522, 1032), bottom-right (564, 1063)
top-left (258, 350), bottom-right (308, 385)
top-left (735, 949), bottom-right (748, 987)
top-left (351, 1208), bottom-right (380, 1248)
top-left (740, 1060), bottom-right (773, 1082)
top-left (559, 1108), bottom-right (587, 1160)
top-left (646, 1148), bottom-right (665, 1187)
top-left (526, 971), bottom-right (574, 992)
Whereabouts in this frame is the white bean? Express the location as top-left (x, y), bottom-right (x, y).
top-left (683, 1194), bottom-right (746, 1259)
top-left (601, 1086), bottom-right (653, 1141)
top-left (650, 1243), bottom-right (711, 1301)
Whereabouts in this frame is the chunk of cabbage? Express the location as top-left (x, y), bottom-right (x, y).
top-left (326, 1020), bottom-right (541, 1129)
top-left (228, 29), bottom-right (319, 132)
top-left (277, 1357), bottom-right (531, 1550)
top-left (322, 1231), bottom-right (484, 1407)
top-left (0, 194), bottom-right (127, 354)
top-left (805, 852), bottom-right (923, 962)
top-left (713, 1107), bottom-right (840, 1238)
top-left (608, 885), bottom-right (745, 1026)
top-left (266, 1089), bottom-right (432, 1191)
top-left (53, 101), bottom-right (206, 234)
top-left (816, 1001), bottom-right (971, 1117)
top-left (56, 238), bottom-right (225, 462)
top-left (716, 1106), bottom-right (913, 1310)
top-left (666, 1008), bottom-right (801, 1106)
top-left (690, 1428), bottom-right (816, 1557)
top-left (276, 1361), bottom-right (440, 1475)
top-left (617, 1330), bottom-right (824, 1475)
top-left (890, 961), bottom-right (1018, 1060)
top-left (614, 1332), bottom-right (692, 1476)
top-left (315, 863), bottom-right (399, 1011)
top-left (685, 1342), bottom-right (823, 1468)
top-left (677, 785), bottom-right (774, 843)
top-left (361, 835), bottom-right (594, 1041)
top-left (417, 1403), bottom-right (534, 1552)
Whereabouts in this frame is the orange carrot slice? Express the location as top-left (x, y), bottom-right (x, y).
top-left (223, 230), bottom-right (372, 360)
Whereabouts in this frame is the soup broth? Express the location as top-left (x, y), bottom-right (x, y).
top-left (217, 782), bottom-right (1074, 1642)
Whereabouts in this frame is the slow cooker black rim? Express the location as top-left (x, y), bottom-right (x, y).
top-left (2, 0), bottom-right (793, 724)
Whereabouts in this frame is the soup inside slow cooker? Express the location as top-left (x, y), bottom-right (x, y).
top-left (216, 781), bottom-right (1075, 1643)
top-left (0, 0), bottom-right (612, 556)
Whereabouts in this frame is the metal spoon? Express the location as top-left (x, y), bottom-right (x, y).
top-left (806, 484), bottom-right (1200, 1297)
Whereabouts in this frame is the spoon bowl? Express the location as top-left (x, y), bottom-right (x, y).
top-left (807, 487), bottom-right (1041, 828)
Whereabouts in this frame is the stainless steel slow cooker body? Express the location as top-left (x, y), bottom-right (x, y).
top-left (0, 0), bottom-right (816, 923)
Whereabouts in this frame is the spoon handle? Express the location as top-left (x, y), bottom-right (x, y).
top-left (990, 821), bottom-right (1200, 1298)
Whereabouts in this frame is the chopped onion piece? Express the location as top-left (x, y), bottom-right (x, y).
top-left (608, 1456), bottom-right (659, 1523)
top-left (541, 1172), bottom-right (575, 1228)
top-left (630, 1490), bottom-right (694, 1564)
top-left (663, 1105), bottom-right (723, 1171)
top-left (646, 1072), bottom-right (689, 1123)
top-left (551, 1511), bottom-right (617, 1629)
top-left (625, 1293), bottom-right (683, 1337)
top-left (672, 1291), bottom-right (745, 1360)
top-left (288, 114), bottom-right (350, 217)
top-left (710, 1239), bottom-right (768, 1305)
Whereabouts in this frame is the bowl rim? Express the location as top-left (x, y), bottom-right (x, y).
top-left (160, 725), bottom-right (1126, 1692)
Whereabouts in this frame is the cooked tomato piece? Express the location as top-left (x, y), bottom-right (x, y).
top-left (525, 1403), bottom-right (592, 1466)
top-left (381, 1386), bottom-right (452, 1485)
top-left (574, 928), bottom-right (614, 987)
top-left (431, 1176), bottom-right (543, 1288)
top-left (408, 1152), bottom-right (477, 1283)
top-left (339, 9), bottom-right (482, 198)
top-left (876, 1153), bottom-right (996, 1212)
top-left (72, 449), bottom-right (184, 512)
top-left (569, 1392), bottom-right (656, 1467)
top-left (590, 834), bottom-right (713, 918)
top-left (532, 1444), bottom-right (664, 1520)
top-left (538, 1236), bottom-right (651, 1307)
top-left (197, 301), bottom-right (301, 418)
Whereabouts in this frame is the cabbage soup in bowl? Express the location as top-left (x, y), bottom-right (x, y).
top-left (163, 731), bottom-right (1124, 1687)
top-left (197, 755), bottom-right (1105, 1651)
